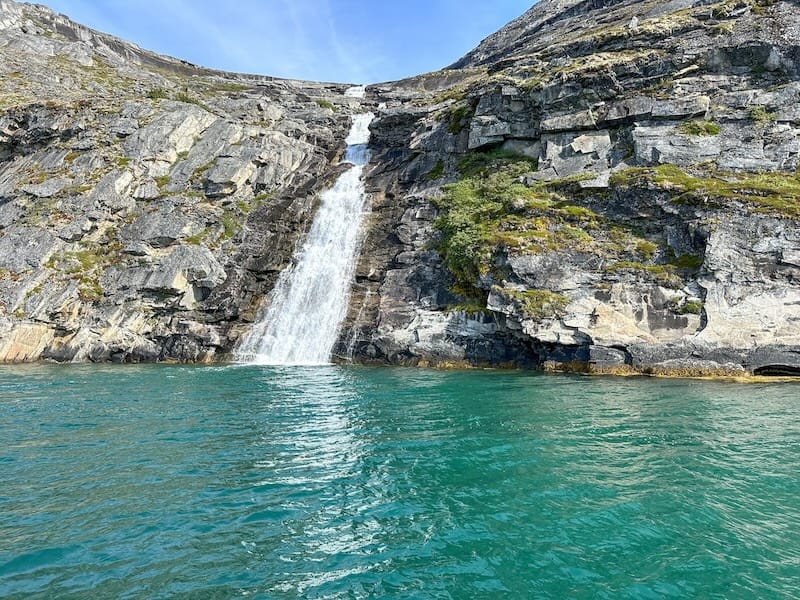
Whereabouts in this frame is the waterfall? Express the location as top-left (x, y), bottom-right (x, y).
top-left (236, 110), bottom-right (374, 366)
top-left (344, 85), bottom-right (366, 98)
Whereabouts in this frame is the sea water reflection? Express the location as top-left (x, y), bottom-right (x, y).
top-left (0, 365), bottom-right (798, 598)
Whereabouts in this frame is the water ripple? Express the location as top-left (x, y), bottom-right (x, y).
top-left (0, 366), bottom-right (798, 598)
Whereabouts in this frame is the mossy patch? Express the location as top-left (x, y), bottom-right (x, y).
top-left (427, 160), bottom-right (445, 181)
top-left (433, 150), bottom-right (674, 294)
top-left (175, 92), bottom-right (210, 111)
top-left (444, 301), bottom-right (491, 315)
top-left (430, 83), bottom-right (471, 105)
top-left (191, 160), bottom-right (215, 183)
top-left (431, 151), bottom-right (544, 286)
top-left (0, 93), bottom-right (34, 110)
top-left (185, 228), bottom-right (210, 245)
top-left (502, 288), bottom-right (569, 320)
top-left (668, 253), bottom-right (703, 270)
top-left (214, 193), bottom-right (271, 244)
top-left (315, 99), bottom-right (337, 111)
top-left (602, 261), bottom-right (683, 288)
top-left (636, 240), bottom-right (658, 260)
top-left (65, 184), bottom-right (93, 195)
top-left (20, 198), bottom-right (58, 226)
top-left (146, 88), bottom-right (168, 100)
top-left (456, 148), bottom-right (537, 176)
top-left (220, 211), bottom-right (240, 241)
top-left (443, 99), bottom-right (478, 135)
top-left (749, 105), bottom-right (776, 125)
top-left (677, 120), bottom-right (721, 136)
top-left (671, 299), bottom-right (704, 315)
top-left (46, 243), bottom-right (122, 304)
top-left (210, 81), bottom-right (251, 93)
top-left (611, 164), bottom-right (800, 217)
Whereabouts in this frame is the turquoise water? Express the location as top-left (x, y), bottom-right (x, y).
top-left (1, 365), bottom-right (798, 599)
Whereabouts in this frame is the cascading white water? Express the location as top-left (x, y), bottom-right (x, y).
top-left (344, 85), bottom-right (366, 98)
top-left (236, 110), bottom-right (374, 365)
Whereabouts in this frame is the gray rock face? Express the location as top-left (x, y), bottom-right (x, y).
top-left (0, 0), bottom-right (354, 363)
top-left (2, 0), bottom-right (800, 377)
top-left (0, 226), bottom-right (62, 272)
top-left (119, 205), bottom-right (198, 248)
top-left (339, 0), bottom-right (800, 377)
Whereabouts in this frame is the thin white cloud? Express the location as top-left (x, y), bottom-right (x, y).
top-left (265, 0), bottom-right (382, 82)
top-left (157, 0), bottom-right (258, 71)
top-left (38, 0), bottom-right (529, 82)
top-left (269, 0), bottom-right (316, 76)
top-left (317, 0), bottom-right (370, 83)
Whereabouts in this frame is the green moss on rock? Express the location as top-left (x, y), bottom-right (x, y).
top-left (602, 261), bottom-right (683, 288)
top-left (503, 288), bottom-right (570, 320)
top-left (427, 160), bottom-right (445, 180)
top-left (677, 120), bottom-right (721, 136)
top-left (749, 105), bottom-right (777, 125)
top-left (611, 164), bottom-right (800, 217)
top-left (433, 151), bottom-right (675, 294)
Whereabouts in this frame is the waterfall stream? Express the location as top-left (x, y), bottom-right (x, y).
top-left (236, 105), bottom-right (374, 365)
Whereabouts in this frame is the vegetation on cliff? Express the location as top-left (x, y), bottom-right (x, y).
top-left (431, 150), bottom-right (695, 302)
top-left (611, 164), bottom-right (800, 217)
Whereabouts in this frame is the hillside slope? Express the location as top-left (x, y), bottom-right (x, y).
top-left (0, 0), bottom-right (364, 362)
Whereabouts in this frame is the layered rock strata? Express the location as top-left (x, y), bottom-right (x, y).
top-left (0, 0), bottom-right (360, 362)
top-left (1, 0), bottom-right (799, 376)
top-left (341, 0), bottom-right (800, 376)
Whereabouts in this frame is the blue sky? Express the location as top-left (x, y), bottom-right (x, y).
top-left (36, 0), bottom-right (535, 83)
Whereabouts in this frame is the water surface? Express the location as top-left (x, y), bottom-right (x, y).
top-left (1, 365), bottom-right (798, 598)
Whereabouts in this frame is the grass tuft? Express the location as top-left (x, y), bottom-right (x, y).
top-left (611, 164), bottom-right (800, 217)
top-left (504, 288), bottom-right (570, 320)
top-left (315, 99), bottom-right (337, 111)
top-left (677, 120), bottom-right (721, 136)
top-left (749, 105), bottom-right (777, 125)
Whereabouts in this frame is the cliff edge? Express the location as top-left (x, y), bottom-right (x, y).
top-left (0, 0), bottom-right (363, 362)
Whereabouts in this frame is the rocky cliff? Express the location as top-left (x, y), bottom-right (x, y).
top-left (343, 0), bottom-right (800, 376)
top-left (1, 0), bottom-right (799, 375)
top-left (0, 0), bottom-right (362, 362)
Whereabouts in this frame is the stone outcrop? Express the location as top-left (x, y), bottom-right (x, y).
top-left (0, 0), bottom-right (354, 362)
top-left (339, 0), bottom-right (800, 376)
top-left (1, 0), bottom-right (799, 376)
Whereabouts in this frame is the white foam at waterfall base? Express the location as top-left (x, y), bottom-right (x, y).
top-left (236, 113), bottom-right (375, 366)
